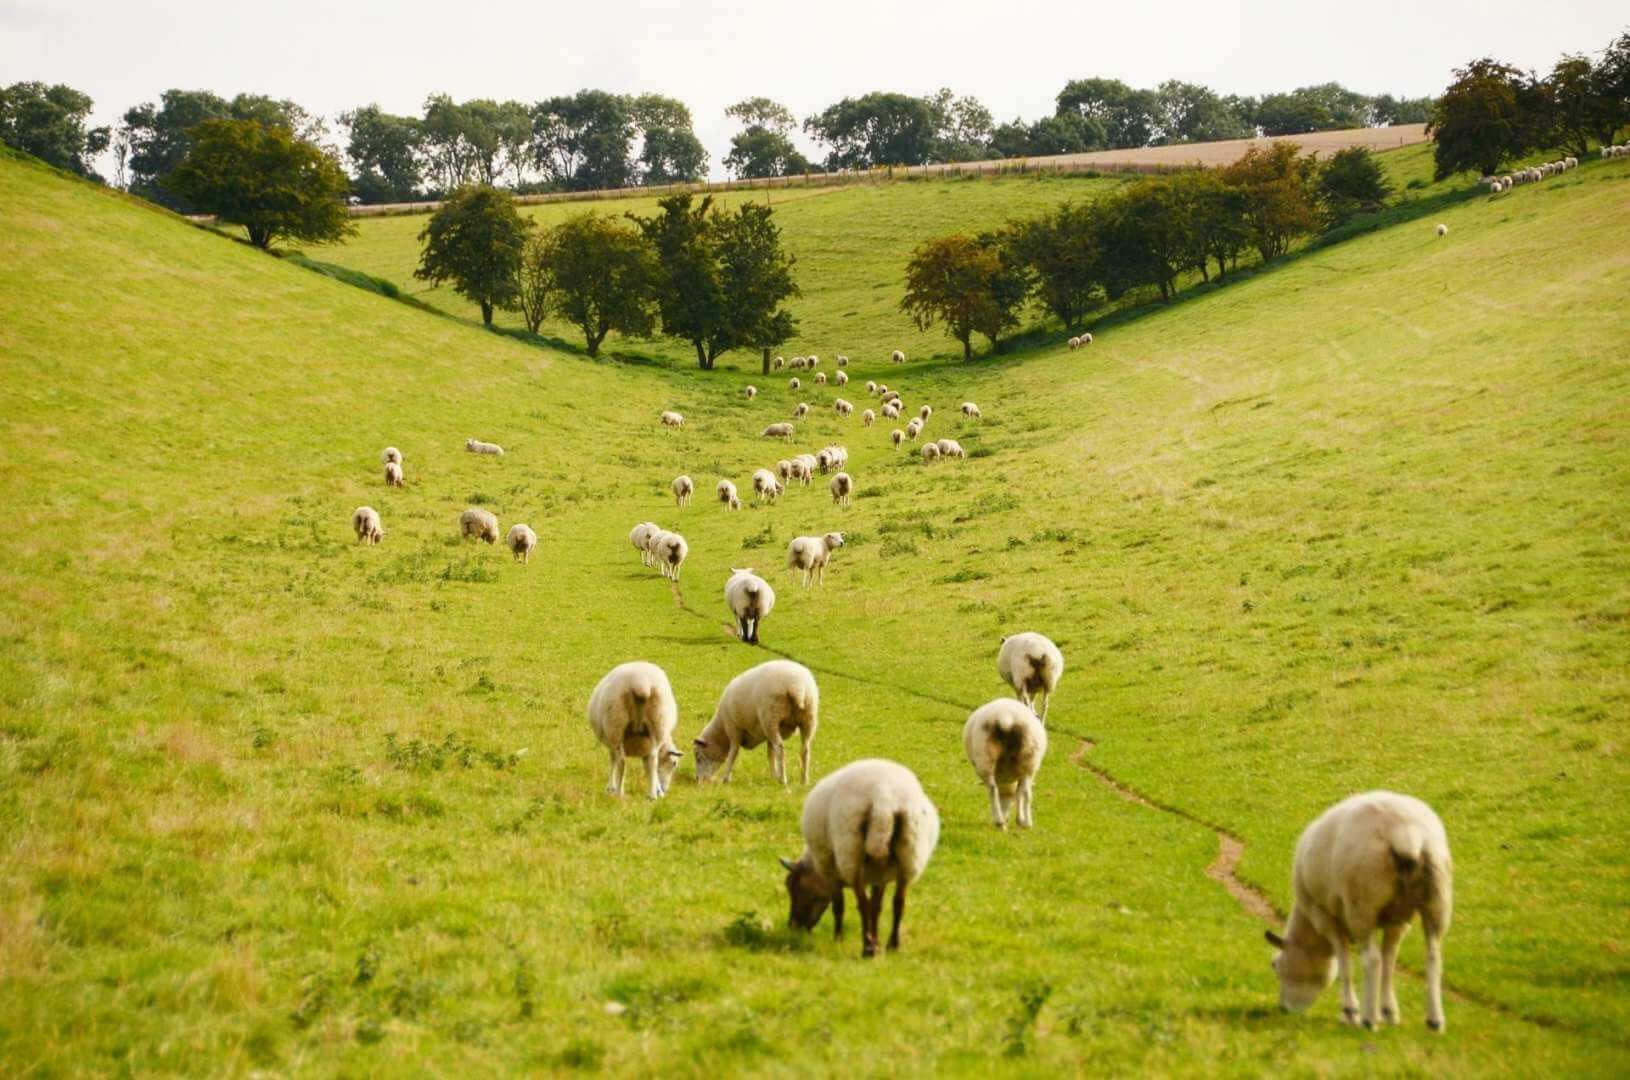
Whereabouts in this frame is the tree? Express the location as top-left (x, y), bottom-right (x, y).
top-left (1222, 141), bottom-right (1318, 261)
top-left (724, 97), bottom-right (810, 178)
top-left (900, 234), bottom-right (1027, 359)
top-left (166, 120), bottom-right (355, 250)
top-left (415, 185), bottom-right (530, 325)
top-left (1055, 78), bottom-right (1159, 148)
top-left (0, 82), bottom-right (110, 178)
top-left (1093, 179), bottom-right (1192, 301)
top-left (1316, 147), bottom-right (1393, 226)
top-left (119, 90), bottom-right (323, 210)
top-left (1428, 58), bottom-right (1530, 179)
top-left (1154, 81), bottom-right (1253, 144)
top-left (1185, 171), bottom-right (1251, 280)
top-left (1594, 32), bottom-right (1630, 146)
top-left (631, 95), bottom-right (707, 185)
top-left (1255, 91), bottom-right (1333, 136)
top-left (1543, 55), bottom-right (1606, 157)
top-left (1004, 202), bottom-right (1100, 329)
top-left (927, 88), bottom-right (995, 161)
top-left (1371, 93), bottom-right (1435, 126)
top-left (804, 93), bottom-right (938, 169)
top-left (516, 233), bottom-right (553, 335)
top-left (339, 105), bottom-right (422, 203)
top-left (715, 202), bottom-right (800, 371)
top-left (530, 91), bottom-right (634, 191)
top-left (528, 214), bottom-right (657, 355)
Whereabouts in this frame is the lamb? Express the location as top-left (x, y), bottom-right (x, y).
top-left (352, 506), bottom-right (383, 545)
top-left (997, 632), bottom-right (1064, 722)
top-left (891, 429), bottom-right (904, 448)
top-left (963, 698), bottom-right (1048, 829)
top-left (466, 437), bottom-right (504, 456)
top-left (752, 468), bottom-right (783, 503)
top-left (815, 372), bottom-right (827, 385)
top-left (789, 377), bottom-right (801, 390)
top-left (779, 759), bottom-right (939, 956)
top-left (672, 475), bottom-right (695, 507)
top-left (793, 403), bottom-right (810, 419)
top-left (586, 661), bottom-right (684, 799)
top-left (1435, 224), bottom-right (1448, 237)
top-left (834, 399), bottom-right (853, 416)
top-left (630, 522), bottom-right (661, 566)
top-left (890, 349), bottom-right (906, 364)
top-left (787, 532), bottom-right (844, 585)
top-left (459, 507), bottom-right (500, 544)
top-left (507, 523), bottom-right (537, 563)
top-left (762, 422), bottom-right (795, 441)
top-left (744, 385), bottom-right (758, 399)
top-left (935, 438), bottom-right (964, 458)
top-left (862, 409), bottom-right (876, 426)
top-left (1266, 791), bottom-right (1453, 1033)
top-left (384, 461), bottom-right (404, 487)
top-left (381, 446), bottom-right (402, 465)
top-left (696, 658), bottom-right (817, 785)
top-left (918, 405), bottom-right (931, 421)
top-left (660, 411), bottom-right (685, 429)
top-left (905, 419), bottom-right (922, 440)
top-left (920, 443), bottom-right (939, 463)
top-left (723, 568), bottom-right (777, 645)
top-left (653, 530), bottom-right (688, 580)
top-left (717, 479), bottom-right (742, 510)
top-left (834, 371), bottom-right (849, 386)
top-left (961, 402), bottom-right (981, 418)
top-left (829, 472), bottom-right (853, 506)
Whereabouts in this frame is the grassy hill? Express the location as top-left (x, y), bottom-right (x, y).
top-left (2, 144), bottom-right (1628, 1075)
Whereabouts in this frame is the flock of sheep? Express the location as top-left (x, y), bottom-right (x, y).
top-left (344, 343), bottom-right (1456, 1031)
top-left (1479, 155), bottom-right (1578, 193)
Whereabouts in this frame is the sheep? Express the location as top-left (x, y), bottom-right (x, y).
top-left (880, 389), bottom-right (901, 405)
top-left (384, 461), bottom-right (404, 487)
top-left (834, 399), bottom-right (853, 417)
top-left (1081, 333), bottom-right (1092, 345)
top-left (744, 385), bottom-right (758, 399)
top-left (775, 460), bottom-right (793, 482)
top-left (905, 419), bottom-right (923, 440)
top-left (382, 446), bottom-right (402, 465)
top-left (660, 411), bottom-right (685, 429)
top-left (459, 507), bottom-right (500, 544)
top-left (881, 403), bottom-right (901, 421)
top-left (836, 355), bottom-right (848, 367)
top-left (630, 521), bottom-right (661, 566)
top-left (918, 405), bottom-right (932, 421)
top-left (862, 409), bottom-right (876, 426)
top-left (835, 371), bottom-right (849, 386)
top-left (780, 759), bottom-right (939, 956)
top-left (466, 437), bottom-right (504, 456)
top-left (1068, 336), bottom-right (1080, 349)
top-left (1435, 224), bottom-right (1448, 237)
top-left (795, 454), bottom-right (818, 484)
top-left (787, 457), bottom-right (811, 485)
top-left (724, 568), bottom-right (777, 645)
top-left (963, 698), bottom-right (1048, 829)
top-left (997, 632), bottom-right (1064, 722)
top-left (790, 356), bottom-right (806, 370)
top-left (773, 356), bottom-right (785, 370)
top-left (787, 532), bottom-right (844, 586)
top-left (807, 355), bottom-right (820, 369)
top-left (696, 659), bottom-right (817, 785)
top-left (865, 380), bottom-right (878, 395)
top-left (876, 384), bottom-right (889, 395)
top-left (717, 479), bottom-right (742, 510)
top-left (935, 438), bottom-right (964, 459)
top-left (789, 377), bottom-right (801, 391)
top-left (1266, 791), bottom-right (1453, 1032)
top-left (352, 506), bottom-right (383, 545)
top-left (829, 472), bottom-right (853, 506)
top-left (653, 530), bottom-right (688, 580)
top-left (762, 422), bottom-right (795, 441)
top-left (507, 523), bottom-right (537, 563)
top-left (961, 402), bottom-right (981, 418)
top-left (793, 403), bottom-right (810, 419)
top-left (586, 661), bottom-right (683, 799)
top-left (891, 429), bottom-right (904, 449)
top-left (921, 443), bottom-right (940, 463)
top-left (752, 468), bottom-right (783, 503)
top-left (816, 372), bottom-right (829, 385)
top-left (890, 349), bottom-right (906, 364)
top-left (672, 475), bottom-right (694, 507)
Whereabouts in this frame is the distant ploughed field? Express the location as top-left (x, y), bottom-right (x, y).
top-left (980, 122), bottom-right (1431, 171)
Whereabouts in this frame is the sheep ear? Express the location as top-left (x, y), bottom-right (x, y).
top-left (1264, 929), bottom-right (1285, 949)
top-left (779, 857), bottom-right (796, 872)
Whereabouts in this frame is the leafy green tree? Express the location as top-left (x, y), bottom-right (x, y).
top-left (0, 82), bottom-right (110, 178)
top-left (1003, 202), bottom-right (1100, 329)
top-left (927, 88), bottom-right (995, 161)
top-left (1371, 93), bottom-right (1435, 126)
top-left (804, 93), bottom-right (938, 169)
top-left (1154, 81), bottom-right (1253, 144)
top-left (516, 233), bottom-right (554, 335)
top-left (165, 120), bottom-right (355, 250)
top-left (1542, 55), bottom-right (1607, 157)
top-left (723, 97), bottom-right (809, 178)
top-left (339, 105), bottom-right (422, 203)
top-left (527, 214), bottom-right (657, 355)
top-left (900, 234), bottom-right (1027, 359)
top-left (530, 91), bottom-right (634, 191)
top-left (1429, 58), bottom-right (1531, 179)
top-left (631, 95), bottom-right (707, 184)
top-left (1094, 179), bottom-right (1194, 301)
top-left (1054, 78), bottom-right (1159, 148)
top-left (1316, 147), bottom-right (1393, 225)
top-left (715, 202), bottom-right (800, 371)
top-left (415, 185), bottom-right (530, 325)
top-left (1254, 92), bottom-right (1332, 136)
top-left (1222, 141), bottom-right (1319, 260)
top-left (1184, 171), bottom-right (1251, 280)
top-left (1594, 32), bottom-right (1630, 145)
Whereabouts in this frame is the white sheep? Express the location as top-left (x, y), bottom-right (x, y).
top-left (815, 372), bottom-right (827, 385)
top-left (352, 506), bottom-right (383, 545)
top-left (961, 402), bottom-right (981, 418)
top-left (723, 568), bottom-right (776, 645)
top-left (935, 438), bottom-right (964, 459)
top-left (787, 457), bottom-right (811, 485)
top-left (653, 530), bottom-right (688, 580)
top-left (660, 411), bottom-right (685, 429)
top-left (862, 409), bottom-right (876, 426)
top-left (1435, 224), bottom-right (1448, 237)
top-left (880, 390), bottom-right (901, 405)
top-left (586, 661), bottom-right (683, 799)
top-left (762, 422), bottom-right (795, 441)
top-left (787, 531), bottom-right (844, 586)
top-left (459, 507), bottom-right (500, 544)
top-left (866, 380), bottom-right (878, 395)
top-left (1068, 336), bottom-right (1080, 349)
top-left (997, 632), bottom-right (1064, 722)
top-left (836, 355), bottom-right (849, 367)
top-left (829, 472), bottom-right (853, 506)
top-left (744, 385), bottom-right (758, 399)
top-left (834, 399), bottom-right (853, 416)
top-left (835, 371), bottom-right (849, 386)
top-left (465, 437), bottom-right (504, 456)
top-left (696, 658), bottom-right (816, 785)
top-left (773, 356), bottom-right (785, 370)
top-left (882, 403), bottom-right (901, 420)
top-left (793, 402), bottom-right (810, 419)
top-left (790, 356), bottom-right (805, 370)
top-left (507, 523), bottom-right (537, 563)
top-left (1081, 333), bottom-right (1092, 345)
top-left (381, 446), bottom-right (402, 465)
top-left (630, 521), bottom-right (661, 566)
top-left (717, 479), bottom-right (741, 510)
top-left (891, 429), bottom-right (904, 449)
top-left (1266, 791), bottom-right (1453, 1032)
top-left (795, 454), bottom-right (817, 485)
top-left (963, 698), bottom-right (1048, 829)
top-left (775, 459), bottom-right (793, 482)
top-left (918, 405), bottom-right (932, 421)
top-left (752, 468), bottom-right (783, 503)
top-left (807, 355), bottom-right (820, 369)
top-left (780, 758), bottom-right (939, 956)
top-left (920, 443), bottom-right (939, 463)
top-left (890, 349), bottom-right (906, 364)
top-left (905, 419), bottom-right (923, 440)
top-left (672, 475), bottom-right (694, 507)
top-left (384, 461), bottom-right (404, 487)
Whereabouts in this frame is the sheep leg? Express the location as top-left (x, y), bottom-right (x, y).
top-left (852, 884), bottom-right (873, 956)
top-left (1424, 928), bottom-right (1446, 1032)
top-left (864, 885), bottom-right (885, 957)
top-left (644, 750), bottom-right (663, 800)
top-left (720, 740), bottom-right (741, 783)
top-left (1039, 691), bottom-right (1050, 724)
top-left (798, 733), bottom-right (811, 785)
top-left (831, 886), bottom-right (844, 939)
top-left (1335, 939), bottom-right (1359, 1025)
top-left (987, 779), bottom-right (1006, 829)
top-left (1359, 932), bottom-right (1383, 1029)
top-left (1018, 777), bottom-right (1035, 829)
top-left (887, 880), bottom-right (907, 951)
top-left (606, 747), bottom-right (624, 797)
top-left (766, 732), bottom-right (786, 785)
top-left (1379, 924), bottom-right (1406, 1025)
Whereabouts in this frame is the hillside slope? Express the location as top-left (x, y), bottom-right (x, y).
top-left (2, 148), bottom-right (1628, 1075)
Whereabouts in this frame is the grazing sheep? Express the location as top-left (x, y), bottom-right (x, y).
top-left (866, 380), bottom-right (878, 395)
top-left (815, 372), bottom-right (828, 385)
top-left (807, 355), bottom-right (820, 369)
top-left (660, 411), bottom-right (685, 429)
top-left (459, 507), bottom-right (500, 544)
top-left (935, 438), bottom-right (964, 459)
top-left (1068, 336), bottom-right (1081, 349)
top-left (918, 405), bottom-right (932, 421)
top-left (696, 659), bottom-right (817, 784)
top-left (905, 419), bottom-right (923, 440)
top-left (762, 422), bottom-right (795, 441)
top-left (787, 532), bottom-right (844, 586)
top-left (836, 355), bottom-right (848, 367)
top-left (890, 349), bottom-right (906, 364)
top-left (775, 459), bottom-right (793, 482)
top-left (789, 377), bottom-right (801, 391)
top-left (507, 523), bottom-right (537, 563)
top-left (352, 506), bottom-right (383, 545)
top-left (1081, 333), bottom-right (1092, 345)
top-left (780, 759), bottom-right (939, 956)
top-left (745, 385), bottom-right (758, 399)
top-left (835, 370), bottom-right (849, 386)
top-left (891, 429), bottom-right (904, 448)
top-left (786, 458), bottom-right (810, 485)
top-left (829, 472), bottom-right (853, 506)
top-left (880, 389), bottom-right (902, 405)
top-left (1266, 791), bottom-right (1453, 1032)
top-left (1435, 224), bottom-right (1448, 237)
top-left (724, 568), bottom-right (776, 645)
top-left (997, 632), bottom-right (1064, 722)
top-left (586, 661), bottom-right (683, 799)
top-left (796, 454), bottom-right (818, 484)
top-left (381, 446), bottom-right (402, 465)
top-left (653, 530), bottom-right (688, 580)
top-left (752, 469), bottom-right (783, 503)
top-left (921, 443), bottom-right (940, 463)
top-left (630, 521), bottom-right (661, 566)
top-left (961, 402), bottom-right (981, 418)
top-left (672, 475), bottom-right (694, 507)
top-left (773, 356), bottom-right (785, 370)
top-left (793, 403), bottom-right (810, 419)
top-left (790, 356), bottom-right (805, 370)
top-left (963, 698), bottom-right (1048, 830)
top-left (876, 384), bottom-right (889, 395)
top-left (717, 479), bottom-right (741, 510)
top-left (881, 403), bottom-right (901, 421)
top-left (862, 409), bottom-right (876, 426)
top-left (835, 399), bottom-right (853, 416)
top-left (384, 461), bottom-right (404, 487)
top-left (466, 437), bottom-right (504, 456)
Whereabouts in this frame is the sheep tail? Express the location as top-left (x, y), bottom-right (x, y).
top-left (863, 799), bottom-right (899, 863)
top-left (1386, 818), bottom-right (1426, 877)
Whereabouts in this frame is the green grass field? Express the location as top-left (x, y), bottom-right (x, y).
top-left (2, 143), bottom-right (1628, 1075)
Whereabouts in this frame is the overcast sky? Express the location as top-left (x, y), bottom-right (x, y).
top-left (3, 0), bottom-right (1625, 179)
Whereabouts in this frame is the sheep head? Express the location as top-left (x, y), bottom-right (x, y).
top-left (780, 855), bottom-right (834, 930)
